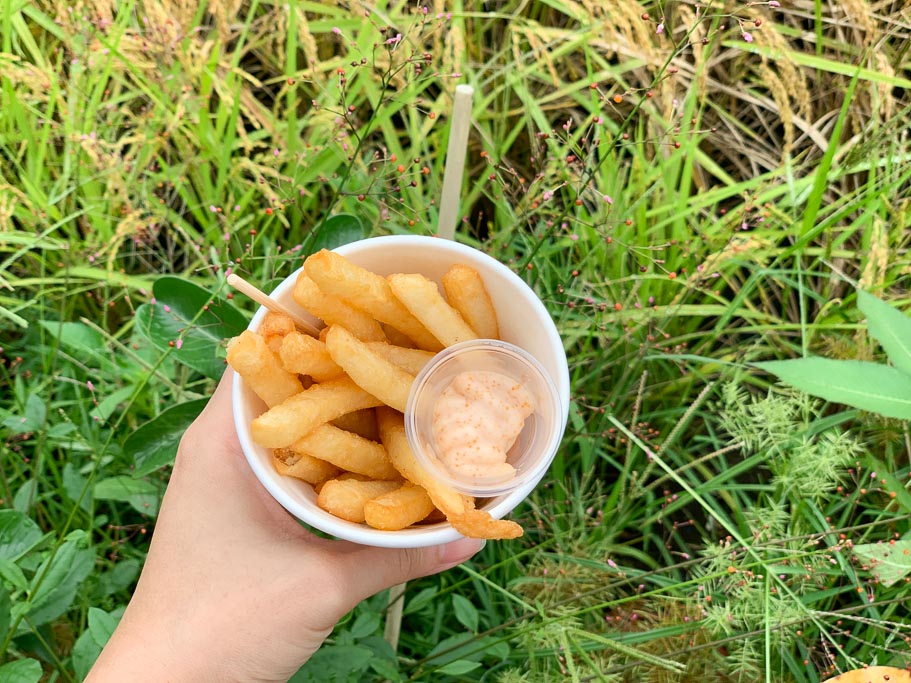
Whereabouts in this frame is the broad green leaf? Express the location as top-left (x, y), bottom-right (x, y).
top-left (436, 660), bottom-right (482, 676)
top-left (853, 539), bottom-right (911, 587)
top-left (87, 607), bottom-right (121, 650)
top-left (858, 290), bottom-right (911, 375)
top-left (12, 481), bottom-right (37, 514)
top-left (425, 632), bottom-right (498, 666)
top-left (755, 359), bottom-right (911, 419)
top-left (0, 659), bottom-right (42, 683)
top-left (72, 606), bottom-right (124, 677)
top-left (70, 607), bottom-right (123, 682)
top-left (0, 583), bottom-right (10, 638)
top-left (26, 539), bottom-right (95, 628)
top-left (452, 594), bottom-right (479, 632)
top-left (134, 276), bottom-right (246, 379)
top-left (1, 394), bottom-right (45, 435)
top-left (0, 511), bottom-right (42, 561)
top-left (61, 463), bottom-right (91, 513)
top-left (402, 586), bottom-right (437, 615)
top-left (90, 385), bottom-right (137, 423)
top-left (94, 476), bottom-right (163, 516)
top-left (38, 321), bottom-right (114, 371)
top-left (308, 214), bottom-right (366, 254)
top-left (0, 559), bottom-right (29, 591)
top-left (348, 611), bottom-right (380, 639)
top-left (290, 644), bottom-right (373, 682)
top-left (126, 398), bottom-right (209, 477)
top-left (94, 558), bottom-right (141, 598)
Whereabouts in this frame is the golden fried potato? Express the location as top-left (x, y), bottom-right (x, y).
top-left (442, 264), bottom-right (499, 339)
top-left (227, 331), bottom-right (303, 407)
top-left (305, 250), bottom-right (442, 351)
top-left (325, 325), bottom-right (414, 413)
top-left (251, 378), bottom-right (383, 448)
top-left (387, 273), bottom-right (478, 348)
top-left (317, 479), bottom-right (402, 523)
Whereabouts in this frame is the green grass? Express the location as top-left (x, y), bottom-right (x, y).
top-left (2, 0), bottom-right (911, 681)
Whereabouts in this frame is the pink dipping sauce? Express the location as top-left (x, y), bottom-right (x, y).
top-left (431, 370), bottom-right (535, 481)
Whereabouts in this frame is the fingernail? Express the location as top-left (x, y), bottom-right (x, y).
top-left (440, 538), bottom-right (485, 568)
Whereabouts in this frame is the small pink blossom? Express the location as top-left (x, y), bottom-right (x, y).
top-left (656, 23), bottom-right (664, 35)
top-left (607, 558), bottom-right (618, 569)
top-left (742, 31), bottom-right (754, 43)
top-left (768, 0), bottom-right (780, 6)
top-left (175, 339), bottom-right (183, 350)
top-left (86, 380), bottom-right (95, 391)
top-left (603, 195), bottom-right (613, 204)
top-left (163, 304), bottom-right (171, 313)
top-left (385, 33), bottom-right (402, 45)
top-left (331, 26), bottom-right (341, 35)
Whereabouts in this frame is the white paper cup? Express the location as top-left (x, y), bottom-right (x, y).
top-left (233, 235), bottom-right (570, 548)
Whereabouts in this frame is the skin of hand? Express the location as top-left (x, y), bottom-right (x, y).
top-left (87, 371), bottom-right (484, 682)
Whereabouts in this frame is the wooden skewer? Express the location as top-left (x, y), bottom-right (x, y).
top-left (226, 273), bottom-right (321, 337)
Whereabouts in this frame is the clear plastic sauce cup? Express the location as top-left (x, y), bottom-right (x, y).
top-left (405, 339), bottom-right (563, 497)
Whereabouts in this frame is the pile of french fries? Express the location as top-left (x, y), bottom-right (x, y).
top-left (227, 249), bottom-right (523, 540)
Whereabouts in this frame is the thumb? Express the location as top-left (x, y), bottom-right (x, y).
top-left (331, 537), bottom-right (484, 608)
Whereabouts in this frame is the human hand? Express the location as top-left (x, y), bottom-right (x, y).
top-left (87, 371), bottom-right (483, 682)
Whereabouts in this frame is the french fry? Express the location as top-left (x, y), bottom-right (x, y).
top-left (227, 331), bottom-right (303, 408)
top-left (290, 424), bottom-right (399, 480)
top-left (387, 273), bottom-right (479, 348)
top-left (364, 483), bottom-right (435, 531)
top-left (316, 478), bottom-right (402, 523)
top-left (279, 331), bottom-right (345, 382)
top-left (259, 311), bottom-right (297, 340)
top-left (273, 448), bottom-right (340, 485)
top-left (305, 250), bottom-right (442, 351)
top-left (382, 324), bottom-right (416, 348)
top-left (293, 272), bottom-right (386, 342)
top-left (365, 342), bottom-right (436, 376)
top-left (251, 377), bottom-right (383, 448)
top-left (331, 408), bottom-right (379, 441)
top-left (442, 264), bottom-right (499, 339)
top-left (325, 325), bottom-right (414, 413)
top-left (376, 407), bottom-right (523, 539)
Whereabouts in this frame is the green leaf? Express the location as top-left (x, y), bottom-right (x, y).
top-left (87, 607), bottom-right (121, 650)
top-left (308, 214), bottom-right (366, 254)
top-left (94, 476), bottom-right (163, 516)
top-left (425, 632), bottom-right (498, 666)
top-left (853, 539), bottom-right (911, 587)
top-left (26, 539), bottom-right (95, 628)
top-left (755, 359), bottom-right (911, 419)
top-left (437, 660), bottom-right (482, 676)
top-left (0, 511), bottom-right (42, 561)
top-left (12, 481), bottom-right (36, 513)
top-left (1, 394), bottom-right (45, 435)
top-left (0, 659), bottom-right (42, 683)
top-left (72, 606), bottom-right (123, 679)
top-left (61, 463), bottom-right (90, 513)
top-left (134, 276), bottom-right (247, 379)
top-left (858, 290), bottom-right (911, 375)
top-left (90, 385), bottom-right (137, 423)
top-left (348, 611), bottom-right (380, 639)
top-left (94, 558), bottom-right (141, 598)
top-left (452, 594), bottom-right (479, 633)
top-left (0, 583), bottom-right (10, 639)
top-left (402, 586), bottom-right (437, 615)
top-left (290, 644), bottom-right (373, 682)
top-left (0, 559), bottom-right (29, 591)
top-left (126, 398), bottom-right (208, 477)
top-left (38, 321), bottom-right (114, 371)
